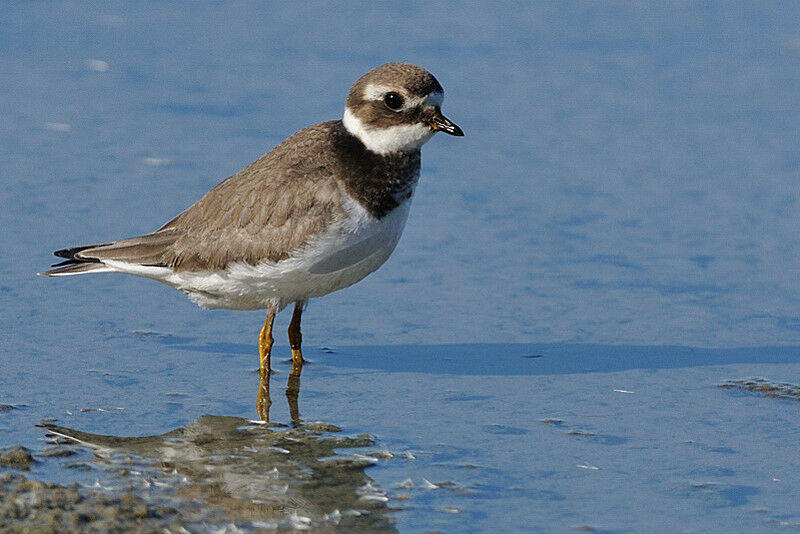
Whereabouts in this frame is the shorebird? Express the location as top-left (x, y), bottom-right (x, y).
top-left (42, 63), bottom-right (463, 414)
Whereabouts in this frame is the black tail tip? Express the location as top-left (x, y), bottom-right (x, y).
top-left (53, 246), bottom-right (91, 259)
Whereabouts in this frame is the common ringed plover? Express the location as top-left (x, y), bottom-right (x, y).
top-left (42, 62), bottom-right (463, 413)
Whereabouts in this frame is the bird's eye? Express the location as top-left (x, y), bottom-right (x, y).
top-left (383, 92), bottom-right (404, 110)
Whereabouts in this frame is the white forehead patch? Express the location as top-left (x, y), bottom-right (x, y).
top-left (363, 84), bottom-right (394, 101)
top-left (426, 90), bottom-right (444, 108)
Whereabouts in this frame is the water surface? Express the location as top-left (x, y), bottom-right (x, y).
top-left (2, 2), bottom-right (800, 532)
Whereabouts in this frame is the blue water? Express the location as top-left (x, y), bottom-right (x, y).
top-left (4, 340), bottom-right (800, 531)
top-left (2, 2), bottom-right (800, 532)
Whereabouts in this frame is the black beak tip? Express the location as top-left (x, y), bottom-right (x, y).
top-left (430, 112), bottom-right (464, 137)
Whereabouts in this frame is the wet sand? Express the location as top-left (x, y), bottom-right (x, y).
top-left (2, 414), bottom-right (396, 532)
top-left (0, 471), bottom-right (185, 534)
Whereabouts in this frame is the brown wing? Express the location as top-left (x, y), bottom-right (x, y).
top-left (57, 122), bottom-right (349, 273)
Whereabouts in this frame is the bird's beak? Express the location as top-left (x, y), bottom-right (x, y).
top-left (429, 109), bottom-right (464, 136)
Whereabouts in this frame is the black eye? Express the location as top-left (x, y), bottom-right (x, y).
top-left (383, 92), bottom-right (404, 110)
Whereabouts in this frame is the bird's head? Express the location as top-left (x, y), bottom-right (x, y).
top-left (343, 62), bottom-right (463, 155)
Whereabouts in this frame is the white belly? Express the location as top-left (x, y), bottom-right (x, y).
top-left (111, 195), bottom-right (414, 310)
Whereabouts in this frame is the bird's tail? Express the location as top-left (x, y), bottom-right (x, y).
top-left (41, 230), bottom-right (180, 277)
top-left (39, 244), bottom-right (115, 276)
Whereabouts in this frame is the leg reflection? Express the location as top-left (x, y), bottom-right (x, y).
top-left (256, 368), bottom-right (271, 422)
top-left (255, 367), bottom-right (303, 425)
top-left (286, 374), bottom-right (301, 426)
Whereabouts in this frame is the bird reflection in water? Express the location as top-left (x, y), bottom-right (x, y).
top-left (41, 376), bottom-right (396, 532)
top-left (258, 365), bottom-right (302, 425)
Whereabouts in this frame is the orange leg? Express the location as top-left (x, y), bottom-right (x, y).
top-left (256, 304), bottom-right (277, 421)
top-left (288, 301), bottom-right (305, 376)
top-left (258, 304), bottom-right (277, 374)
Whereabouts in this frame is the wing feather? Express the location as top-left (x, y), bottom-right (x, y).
top-left (46, 121), bottom-right (349, 274)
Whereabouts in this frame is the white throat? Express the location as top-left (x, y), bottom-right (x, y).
top-left (342, 108), bottom-right (435, 155)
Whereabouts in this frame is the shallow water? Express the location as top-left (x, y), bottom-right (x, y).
top-left (3, 342), bottom-right (800, 531)
top-left (2, 2), bottom-right (800, 532)
top-left (4, 2), bottom-right (800, 348)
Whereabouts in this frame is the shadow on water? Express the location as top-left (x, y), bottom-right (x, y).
top-left (39, 375), bottom-right (397, 532)
top-left (155, 335), bottom-right (800, 376)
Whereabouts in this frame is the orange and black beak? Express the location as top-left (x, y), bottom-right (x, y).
top-left (429, 109), bottom-right (464, 136)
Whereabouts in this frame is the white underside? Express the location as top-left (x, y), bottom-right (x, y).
top-left (102, 193), bottom-right (413, 311)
